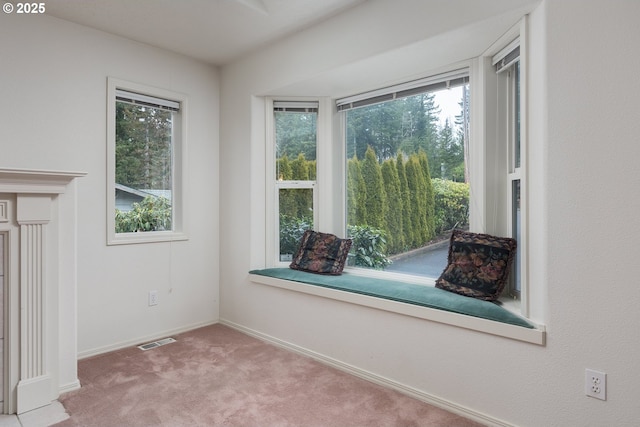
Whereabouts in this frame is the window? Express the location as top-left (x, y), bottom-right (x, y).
top-left (107, 78), bottom-right (187, 245)
top-left (269, 101), bottom-right (318, 262)
top-left (495, 41), bottom-right (525, 304)
top-left (338, 70), bottom-right (470, 281)
top-left (258, 20), bottom-right (539, 341)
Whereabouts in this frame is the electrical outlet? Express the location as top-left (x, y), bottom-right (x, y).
top-left (585, 369), bottom-right (606, 400)
top-left (149, 290), bottom-right (158, 306)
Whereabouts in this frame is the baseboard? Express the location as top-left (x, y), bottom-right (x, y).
top-left (77, 320), bottom-right (218, 359)
top-left (58, 379), bottom-right (81, 395)
top-left (220, 318), bottom-right (513, 427)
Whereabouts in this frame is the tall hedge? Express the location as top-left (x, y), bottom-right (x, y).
top-left (405, 154), bottom-right (429, 246)
top-left (361, 146), bottom-right (387, 229)
top-left (347, 155), bottom-right (367, 226)
top-left (396, 152), bottom-right (413, 250)
top-left (381, 158), bottom-right (404, 253)
top-left (276, 154), bottom-right (292, 180)
top-left (418, 150), bottom-right (436, 241)
top-left (277, 145), bottom-right (466, 259)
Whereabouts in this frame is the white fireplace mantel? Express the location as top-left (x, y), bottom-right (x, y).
top-left (0, 167), bottom-right (86, 414)
top-left (0, 167), bottom-right (86, 194)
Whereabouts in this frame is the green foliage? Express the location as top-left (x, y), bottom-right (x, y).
top-left (405, 154), bottom-right (429, 246)
top-left (395, 152), bottom-right (414, 250)
top-left (276, 155), bottom-right (292, 180)
top-left (432, 178), bottom-right (470, 234)
top-left (275, 110), bottom-right (317, 161)
top-left (115, 196), bottom-right (172, 233)
top-left (279, 214), bottom-right (312, 256)
top-left (115, 102), bottom-right (173, 190)
top-left (418, 150), bottom-right (436, 241)
top-left (361, 146), bottom-right (387, 229)
top-left (381, 158), bottom-right (405, 253)
top-left (347, 156), bottom-right (367, 226)
top-left (347, 93), bottom-right (441, 162)
top-left (347, 225), bottom-right (392, 269)
top-left (290, 153), bottom-right (310, 180)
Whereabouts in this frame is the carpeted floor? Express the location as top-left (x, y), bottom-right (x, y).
top-left (55, 324), bottom-right (484, 427)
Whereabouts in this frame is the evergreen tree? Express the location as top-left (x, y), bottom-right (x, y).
top-left (405, 154), bottom-right (428, 246)
top-left (289, 154), bottom-right (312, 218)
top-left (115, 102), bottom-right (173, 191)
top-left (418, 150), bottom-right (436, 241)
top-left (381, 158), bottom-right (404, 254)
top-left (275, 110), bottom-right (317, 161)
top-left (290, 153), bottom-right (310, 180)
top-left (396, 152), bottom-right (413, 249)
top-left (361, 146), bottom-right (387, 229)
top-left (347, 156), bottom-right (367, 226)
top-left (276, 154), bottom-right (292, 180)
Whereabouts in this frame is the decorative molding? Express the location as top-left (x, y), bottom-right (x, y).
top-left (0, 167), bottom-right (86, 414)
top-left (0, 168), bottom-right (86, 195)
top-left (0, 200), bottom-right (7, 222)
top-left (17, 220), bottom-right (50, 414)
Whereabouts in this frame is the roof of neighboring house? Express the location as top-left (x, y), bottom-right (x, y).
top-left (115, 183), bottom-right (172, 201)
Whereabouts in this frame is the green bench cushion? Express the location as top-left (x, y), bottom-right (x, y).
top-left (250, 268), bottom-right (534, 329)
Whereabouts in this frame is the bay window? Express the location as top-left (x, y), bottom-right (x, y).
top-left (262, 21), bottom-right (532, 324)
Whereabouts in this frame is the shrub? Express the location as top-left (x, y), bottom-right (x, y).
top-left (347, 224), bottom-right (392, 269)
top-left (432, 178), bottom-right (469, 234)
top-left (115, 196), bottom-right (172, 233)
top-left (279, 214), bottom-right (312, 256)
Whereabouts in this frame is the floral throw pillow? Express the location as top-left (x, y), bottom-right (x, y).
top-left (435, 230), bottom-right (517, 301)
top-left (290, 230), bottom-right (352, 275)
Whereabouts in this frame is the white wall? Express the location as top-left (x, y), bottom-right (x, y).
top-left (220, 1), bottom-right (640, 426)
top-left (0, 11), bottom-right (220, 367)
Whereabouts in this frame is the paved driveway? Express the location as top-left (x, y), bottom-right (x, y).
top-left (386, 244), bottom-right (449, 277)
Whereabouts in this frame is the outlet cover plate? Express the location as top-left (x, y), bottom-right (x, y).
top-left (149, 290), bottom-right (158, 306)
top-left (585, 369), bottom-right (606, 400)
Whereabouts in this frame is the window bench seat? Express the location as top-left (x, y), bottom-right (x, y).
top-left (249, 268), bottom-right (545, 345)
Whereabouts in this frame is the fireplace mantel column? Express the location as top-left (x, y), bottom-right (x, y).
top-left (15, 194), bottom-right (53, 414)
top-left (0, 167), bottom-right (86, 415)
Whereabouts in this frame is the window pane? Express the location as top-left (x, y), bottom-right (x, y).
top-left (279, 188), bottom-right (314, 261)
top-left (512, 179), bottom-right (521, 295)
top-left (514, 61), bottom-right (521, 169)
top-left (115, 101), bottom-right (173, 233)
top-left (345, 85), bottom-right (469, 278)
top-left (275, 110), bottom-right (317, 180)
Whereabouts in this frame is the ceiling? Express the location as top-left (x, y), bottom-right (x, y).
top-left (45, 0), bottom-right (367, 66)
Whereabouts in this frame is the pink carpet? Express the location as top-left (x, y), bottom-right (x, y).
top-left (55, 324), bottom-right (484, 426)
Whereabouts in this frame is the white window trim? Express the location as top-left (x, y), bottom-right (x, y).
top-left (476, 18), bottom-right (529, 317)
top-left (266, 97), bottom-right (335, 265)
top-left (337, 65), bottom-right (470, 286)
top-left (106, 77), bottom-right (188, 245)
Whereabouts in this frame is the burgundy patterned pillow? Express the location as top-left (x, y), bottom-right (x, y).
top-left (290, 230), bottom-right (352, 275)
top-left (435, 230), bottom-right (517, 301)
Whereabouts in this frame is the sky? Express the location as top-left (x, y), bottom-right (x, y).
top-left (433, 86), bottom-right (464, 128)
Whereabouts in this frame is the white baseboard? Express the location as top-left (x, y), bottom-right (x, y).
top-left (220, 318), bottom-right (513, 427)
top-left (58, 380), bottom-right (81, 395)
top-left (77, 320), bottom-right (218, 359)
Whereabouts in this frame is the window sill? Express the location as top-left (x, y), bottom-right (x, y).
top-left (249, 268), bottom-right (545, 345)
top-left (107, 231), bottom-right (188, 246)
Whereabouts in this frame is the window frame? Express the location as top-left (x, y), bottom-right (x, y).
top-left (475, 18), bottom-right (529, 316)
top-left (337, 68), bottom-right (470, 284)
top-left (258, 19), bottom-right (540, 340)
top-left (266, 98), bottom-right (324, 265)
top-left (106, 77), bottom-right (188, 245)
